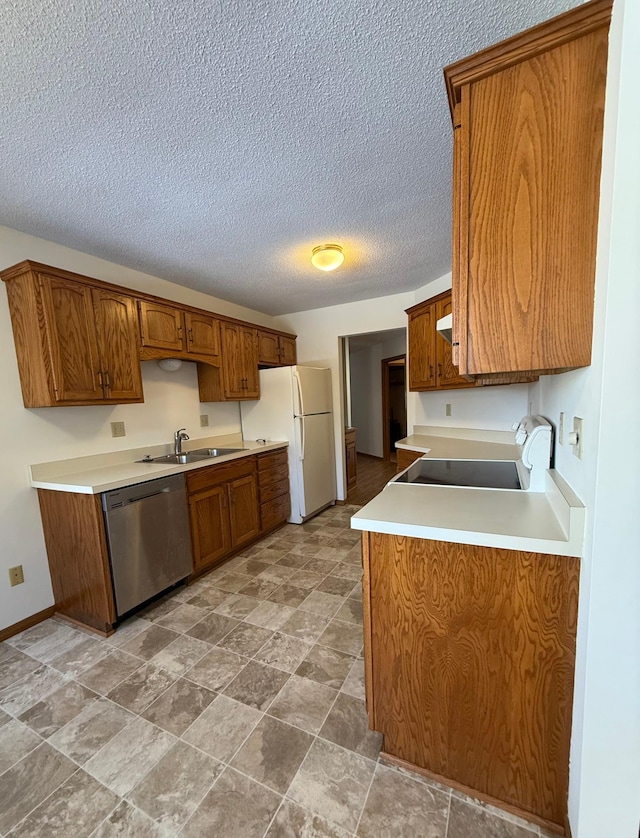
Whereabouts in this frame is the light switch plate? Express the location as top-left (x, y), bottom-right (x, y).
top-left (445, 403), bottom-right (452, 417)
top-left (111, 421), bottom-right (126, 438)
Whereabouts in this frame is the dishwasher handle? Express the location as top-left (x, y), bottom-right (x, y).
top-left (125, 486), bottom-right (172, 504)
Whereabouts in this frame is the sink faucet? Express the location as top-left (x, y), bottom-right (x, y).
top-left (174, 428), bottom-right (189, 455)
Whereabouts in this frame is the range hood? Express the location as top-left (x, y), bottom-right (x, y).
top-left (436, 312), bottom-right (453, 344)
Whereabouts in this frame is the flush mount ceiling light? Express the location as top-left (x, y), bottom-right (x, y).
top-left (157, 358), bottom-right (183, 372)
top-left (311, 244), bottom-right (344, 272)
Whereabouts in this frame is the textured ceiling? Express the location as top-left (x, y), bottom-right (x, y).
top-left (1, 0), bottom-right (580, 315)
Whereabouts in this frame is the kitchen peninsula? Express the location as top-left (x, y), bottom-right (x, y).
top-left (351, 424), bottom-right (584, 833)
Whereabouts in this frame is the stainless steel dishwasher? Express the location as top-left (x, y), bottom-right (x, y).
top-left (102, 473), bottom-right (192, 617)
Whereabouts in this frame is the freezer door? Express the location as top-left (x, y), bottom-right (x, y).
top-left (293, 366), bottom-right (333, 416)
top-left (295, 413), bottom-right (336, 518)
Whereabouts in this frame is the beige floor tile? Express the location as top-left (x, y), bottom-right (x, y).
top-left (295, 645), bottom-right (356, 690)
top-left (77, 649), bottom-right (143, 695)
top-left (317, 619), bottom-right (364, 656)
top-left (253, 632), bottom-right (313, 673)
top-left (185, 646), bottom-right (247, 692)
top-left (91, 799), bottom-right (168, 837)
top-left (18, 679), bottom-right (98, 737)
top-left (129, 740), bottom-right (223, 831)
top-left (149, 633), bottom-right (210, 677)
top-left (142, 678), bottom-right (216, 736)
top-left (223, 660), bottom-right (290, 710)
top-left (0, 719), bottom-right (42, 774)
top-left (84, 716), bottom-right (174, 797)
top-left (244, 601), bottom-right (297, 631)
top-left (155, 603), bottom-right (208, 633)
top-left (267, 674), bottom-right (338, 734)
top-left (446, 796), bottom-right (537, 838)
top-left (217, 622), bottom-right (274, 657)
top-left (0, 742), bottom-right (77, 834)
top-left (118, 624), bottom-right (179, 661)
top-left (288, 738), bottom-right (376, 832)
top-left (230, 714), bottom-right (313, 793)
top-left (319, 693), bottom-right (382, 761)
top-left (9, 768), bottom-right (118, 838)
top-left (298, 591), bottom-right (345, 618)
top-left (181, 766), bottom-right (281, 838)
top-left (49, 636), bottom-right (111, 678)
top-left (182, 694), bottom-right (263, 762)
top-left (49, 697), bottom-right (134, 765)
top-left (106, 662), bottom-right (177, 714)
top-left (186, 611), bottom-right (239, 644)
top-left (0, 664), bottom-right (71, 717)
top-left (0, 649), bottom-right (41, 690)
top-left (266, 799), bottom-right (353, 838)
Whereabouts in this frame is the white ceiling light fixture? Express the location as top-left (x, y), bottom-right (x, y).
top-left (311, 244), bottom-right (344, 272)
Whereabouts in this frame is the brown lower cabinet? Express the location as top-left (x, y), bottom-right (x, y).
top-left (187, 457), bottom-right (260, 573)
top-left (35, 448), bottom-right (289, 634)
top-left (362, 531), bottom-right (579, 831)
top-left (395, 447), bottom-right (423, 473)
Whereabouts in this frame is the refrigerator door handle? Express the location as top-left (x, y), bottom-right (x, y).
top-left (297, 416), bottom-right (305, 461)
top-left (293, 370), bottom-right (304, 417)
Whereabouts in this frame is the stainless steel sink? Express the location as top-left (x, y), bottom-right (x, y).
top-left (189, 447), bottom-right (244, 457)
top-left (136, 447), bottom-right (244, 464)
top-left (136, 452), bottom-right (211, 464)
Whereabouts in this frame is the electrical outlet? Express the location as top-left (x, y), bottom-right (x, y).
top-left (559, 412), bottom-right (565, 445)
top-left (111, 421), bottom-right (126, 438)
top-left (9, 565), bottom-right (24, 586)
top-left (570, 416), bottom-right (584, 459)
top-left (445, 403), bottom-right (452, 417)
top-left (200, 414), bottom-right (209, 427)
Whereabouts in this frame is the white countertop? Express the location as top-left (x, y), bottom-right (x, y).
top-left (351, 426), bottom-right (585, 557)
top-left (30, 435), bottom-right (289, 495)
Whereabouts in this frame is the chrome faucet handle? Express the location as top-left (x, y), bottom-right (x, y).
top-left (174, 428), bottom-right (189, 440)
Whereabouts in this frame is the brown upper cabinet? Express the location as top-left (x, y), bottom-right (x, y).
top-left (139, 301), bottom-right (221, 360)
top-left (444, 0), bottom-right (611, 377)
top-left (2, 264), bottom-right (143, 407)
top-left (2, 260), bottom-right (296, 407)
top-left (220, 322), bottom-right (260, 400)
top-left (258, 330), bottom-right (297, 367)
top-left (407, 291), bottom-right (475, 392)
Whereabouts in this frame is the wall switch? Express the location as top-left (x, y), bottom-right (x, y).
top-left (559, 412), bottom-right (565, 445)
top-left (445, 403), bottom-right (452, 417)
top-left (200, 414), bottom-right (209, 427)
top-left (570, 416), bottom-right (583, 459)
top-left (9, 565), bottom-right (24, 586)
top-left (111, 421), bottom-right (126, 438)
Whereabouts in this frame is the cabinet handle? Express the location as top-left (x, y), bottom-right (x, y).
top-left (178, 326), bottom-right (184, 339)
top-left (96, 370), bottom-right (104, 394)
top-left (103, 370), bottom-right (111, 389)
top-left (188, 328), bottom-right (194, 343)
top-left (429, 365), bottom-right (434, 378)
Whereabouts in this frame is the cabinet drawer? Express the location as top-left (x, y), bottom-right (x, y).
top-left (261, 493), bottom-right (290, 531)
top-left (259, 477), bottom-right (289, 504)
top-left (257, 448), bottom-right (288, 474)
top-left (258, 462), bottom-right (289, 489)
top-left (186, 456), bottom-right (256, 494)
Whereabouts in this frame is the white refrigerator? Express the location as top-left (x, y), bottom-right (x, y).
top-left (241, 366), bottom-right (336, 524)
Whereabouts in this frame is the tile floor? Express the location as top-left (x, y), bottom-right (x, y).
top-left (0, 504), bottom-right (556, 838)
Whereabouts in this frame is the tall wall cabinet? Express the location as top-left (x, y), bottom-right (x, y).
top-left (445, 0), bottom-right (611, 378)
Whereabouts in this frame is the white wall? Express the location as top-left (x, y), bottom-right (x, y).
top-left (349, 331), bottom-right (407, 458)
top-left (540, 0), bottom-right (640, 834)
top-left (0, 227), bottom-right (281, 631)
top-left (275, 291), bottom-right (416, 497)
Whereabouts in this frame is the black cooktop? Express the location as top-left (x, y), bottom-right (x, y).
top-left (395, 459), bottom-right (521, 490)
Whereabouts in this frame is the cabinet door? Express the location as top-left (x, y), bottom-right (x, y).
top-left (189, 486), bottom-right (232, 570)
top-left (92, 289), bottom-right (143, 402)
top-left (258, 331), bottom-right (280, 365)
top-left (39, 274), bottom-right (103, 402)
top-left (408, 304), bottom-right (436, 390)
top-left (185, 311), bottom-right (221, 357)
top-left (228, 474), bottom-right (260, 549)
top-left (435, 297), bottom-right (473, 389)
top-left (139, 301), bottom-right (184, 351)
top-left (346, 441), bottom-right (357, 490)
top-left (241, 327), bottom-right (259, 398)
top-left (455, 29), bottom-right (607, 375)
top-left (221, 323), bottom-right (245, 398)
top-left (279, 335), bottom-right (297, 365)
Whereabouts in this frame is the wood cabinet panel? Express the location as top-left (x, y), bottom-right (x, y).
top-left (92, 289), bottom-right (144, 402)
top-left (446, 3), bottom-right (610, 376)
top-left (37, 490), bottom-right (116, 634)
top-left (138, 300), bottom-right (184, 351)
top-left (40, 275), bottom-right (103, 403)
top-left (407, 292), bottom-right (478, 392)
top-left (257, 449), bottom-right (288, 475)
top-left (184, 311), bottom-right (220, 357)
top-left (229, 474), bottom-right (260, 548)
top-left (258, 331), bottom-right (297, 367)
top-left (345, 428), bottom-right (357, 492)
top-left (364, 532), bottom-right (579, 827)
top-left (260, 493), bottom-right (291, 532)
top-left (189, 485), bottom-right (231, 571)
top-left (257, 447), bottom-right (290, 533)
top-left (221, 323), bottom-right (260, 400)
top-left (259, 477), bottom-right (290, 504)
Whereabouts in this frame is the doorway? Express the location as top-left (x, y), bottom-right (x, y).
top-left (382, 355), bottom-right (407, 462)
